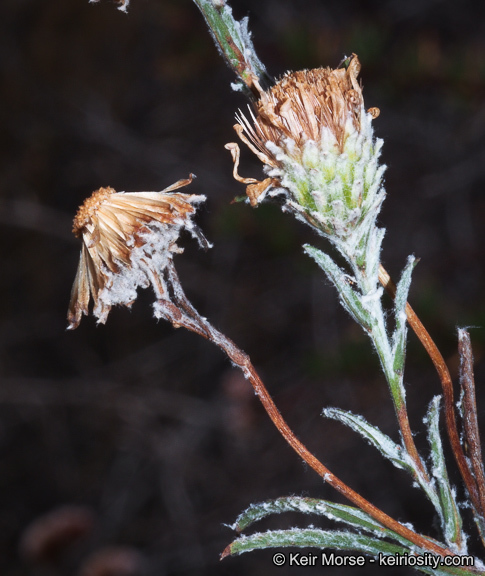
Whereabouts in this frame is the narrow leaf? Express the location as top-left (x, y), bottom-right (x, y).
top-left (304, 245), bottom-right (372, 330)
top-left (192, 0), bottom-right (271, 93)
top-left (223, 528), bottom-right (409, 558)
top-left (324, 406), bottom-right (440, 513)
top-left (426, 396), bottom-right (464, 551)
top-left (232, 496), bottom-right (414, 548)
top-left (223, 529), bottom-right (477, 575)
top-left (391, 255), bottom-right (416, 377)
top-left (458, 328), bottom-right (485, 543)
top-left (323, 407), bottom-right (412, 473)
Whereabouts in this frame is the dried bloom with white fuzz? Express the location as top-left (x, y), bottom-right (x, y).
top-left (226, 54), bottom-right (386, 247)
top-left (67, 175), bottom-right (208, 330)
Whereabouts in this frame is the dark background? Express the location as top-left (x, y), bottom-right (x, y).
top-left (1, 0), bottom-right (485, 574)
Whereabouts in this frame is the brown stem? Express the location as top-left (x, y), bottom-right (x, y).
top-left (159, 262), bottom-right (457, 559)
top-left (396, 397), bottom-right (431, 484)
top-left (378, 265), bottom-right (481, 516)
top-left (458, 329), bottom-right (485, 534)
top-left (235, 360), bottom-right (453, 557)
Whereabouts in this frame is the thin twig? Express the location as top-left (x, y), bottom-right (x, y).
top-left (458, 328), bottom-right (485, 539)
top-left (236, 362), bottom-right (453, 557)
top-left (395, 388), bottom-right (431, 483)
top-left (158, 261), bottom-right (460, 560)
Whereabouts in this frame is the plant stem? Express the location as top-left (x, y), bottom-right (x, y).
top-left (367, 301), bottom-right (431, 484)
top-left (157, 261), bottom-right (461, 560)
top-left (191, 0), bottom-right (271, 95)
top-left (378, 265), bottom-right (484, 524)
top-left (458, 328), bottom-right (485, 542)
top-left (308, 246), bottom-right (435, 502)
top-left (236, 361), bottom-right (453, 557)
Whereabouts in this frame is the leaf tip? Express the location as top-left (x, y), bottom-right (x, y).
top-left (220, 543), bottom-right (233, 560)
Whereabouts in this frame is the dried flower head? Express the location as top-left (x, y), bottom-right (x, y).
top-left (243, 54), bottom-right (363, 160)
top-left (226, 54), bottom-right (386, 246)
top-left (67, 175), bottom-right (208, 330)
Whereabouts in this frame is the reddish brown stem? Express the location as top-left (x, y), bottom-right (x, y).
top-left (378, 265), bottom-right (482, 517)
top-left (396, 398), bottom-right (431, 484)
top-left (238, 360), bottom-right (453, 557)
top-left (160, 262), bottom-right (457, 560)
top-left (458, 329), bottom-right (485, 536)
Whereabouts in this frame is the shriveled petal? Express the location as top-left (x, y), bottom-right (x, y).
top-left (234, 55), bottom-right (365, 163)
top-left (67, 245), bottom-right (91, 330)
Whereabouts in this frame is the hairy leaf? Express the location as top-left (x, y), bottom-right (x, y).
top-left (231, 496), bottom-right (414, 548)
top-left (304, 245), bottom-right (372, 330)
top-left (426, 396), bottom-right (464, 551)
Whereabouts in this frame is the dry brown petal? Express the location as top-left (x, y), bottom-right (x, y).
top-left (367, 107), bottom-right (380, 119)
top-left (224, 141), bottom-right (277, 206)
top-left (67, 175), bottom-right (204, 330)
top-left (251, 54), bottom-right (363, 155)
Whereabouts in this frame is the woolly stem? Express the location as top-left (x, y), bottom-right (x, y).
top-left (191, 0), bottom-right (271, 96)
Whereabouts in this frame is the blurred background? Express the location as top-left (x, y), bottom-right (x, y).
top-left (1, 0), bottom-right (485, 574)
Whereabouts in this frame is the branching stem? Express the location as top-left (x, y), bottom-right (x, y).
top-left (368, 306), bottom-right (431, 485)
top-left (378, 264), bottom-right (485, 531)
top-left (157, 261), bottom-right (462, 560)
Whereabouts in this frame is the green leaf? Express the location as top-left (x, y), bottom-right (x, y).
top-left (391, 255), bottom-right (416, 377)
top-left (426, 396), bottom-right (464, 550)
top-left (304, 245), bottom-right (372, 330)
top-left (224, 528), bottom-right (409, 557)
top-left (223, 529), bottom-right (479, 575)
top-left (192, 0), bottom-right (271, 93)
top-left (232, 496), bottom-right (414, 548)
top-left (324, 407), bottom-right (442, 515)
top-left (323, 407), bottom-right (413, 473)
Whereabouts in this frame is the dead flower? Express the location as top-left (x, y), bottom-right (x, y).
top-left (226, 54), bottom-right (381, 209)
top-left (67, 175), bottom-right (208, 330)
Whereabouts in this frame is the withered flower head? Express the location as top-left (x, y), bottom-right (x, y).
top-left (242, 54), bottom-right (363, 162)
top-left (67, 175), bottom-right (208, 330)
top-left (226, 54), bottom-right (385, 244)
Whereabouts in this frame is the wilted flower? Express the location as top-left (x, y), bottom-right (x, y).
top-left (67, 175), bottom-right (208, 330)
top-left (226, 54), bottom-right (385, 245)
